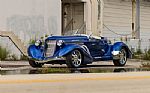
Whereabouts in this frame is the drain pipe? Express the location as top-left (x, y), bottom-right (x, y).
top-left (89, 0), bottom-right (92, 35)
top-left (100, 0), bottom-right (104, 36)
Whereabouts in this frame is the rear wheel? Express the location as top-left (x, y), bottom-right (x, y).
top-left (113, 49), bottom-right (127, 66)
top-left (66, 50), bottom-right (83, 68)
top-left (29, 60), bottom-right (43, 68)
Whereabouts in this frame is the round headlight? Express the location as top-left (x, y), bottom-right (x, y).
top-left (57, 40), bottom-right (64, 46)
top-left (35, 40), bottom-right (41, 46)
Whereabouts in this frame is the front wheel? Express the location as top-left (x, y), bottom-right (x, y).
top-left (113, 49), bottom-right (127, 66)
top-left (66, 50), bottom-right (83, 68)
top-left (29, 60), bottom-right (43, 68)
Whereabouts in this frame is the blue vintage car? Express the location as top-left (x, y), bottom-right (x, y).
top-left (28, 34), bottom-right (132, 68)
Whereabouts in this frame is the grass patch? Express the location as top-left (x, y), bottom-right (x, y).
top-left (20, 55), bottom-right (28, 61)
top-left (132, 48), bottom-right (143, 59)
top-left (0, 46), bottom-right (10, 60)
top-left (133, 48), bottom-right (150, 60)
top-left (142, 49), bottom-right (150, 60)
top-left (141, 62), bottom-right (150, 68)
top-left (30, 68), bottom-right (71, 74)
top-left (29, 39), bottom-right (36, 45)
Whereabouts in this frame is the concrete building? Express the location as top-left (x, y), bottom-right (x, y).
top-left (0, 0), bottom-right (150, 57)
top-left (62, 0), bottom-right (150, 50)
top-left (0, 0), bottom-right (62, 57)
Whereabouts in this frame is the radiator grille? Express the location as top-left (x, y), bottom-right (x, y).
top-left (45, 40), bottom-right (56, 57)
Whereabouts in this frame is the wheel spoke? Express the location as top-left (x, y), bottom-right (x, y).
top-left (73, 61), bottom-right (76, 65)
top-left (72, 53), bottom-right (76, 57)
top-left (119, 50), bottom-right (126, 64)
top-left (70, 50), bottom-right (82, 67)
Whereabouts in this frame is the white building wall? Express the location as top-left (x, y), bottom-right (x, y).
top-left (103, 0), bottom-right (150, 50)
top-left (102, 0), bottom-right (140, 50)
top-left (0, 0), bottom-right (61, 57)
top-left (140, 0), bottom-right (150, 49)
top-left (103, 0), bottom-right (132, 39)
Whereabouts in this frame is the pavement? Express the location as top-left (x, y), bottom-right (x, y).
top-left (0, 59), bottom-right (144, 74)
top-left (0, 72), bottom-right (150, 93)
top-left (0, 59), bottom-right (150, 93)
top-left (0, 59), bottom-right (142, 69)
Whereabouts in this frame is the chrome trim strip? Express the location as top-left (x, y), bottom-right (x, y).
top-left (112, 51), bottom-right (121, 60)
top-left (35, 57), bottom-right (66, 63)
top-left (45, 40), bottom-right (56, 57)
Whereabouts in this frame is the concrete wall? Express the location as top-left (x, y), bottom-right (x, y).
top-left (84, 0), bottom-right (101, 36)
top-left (102, 0), bottom-right (150, 50)
top-left (103, 0), bottom-right (132, 39)
top-left (0, 0), bottom-right (61, 57)
top-left (1, 0), bottom-right (150, 58)
top-left (140, 0), bottom-right (150, 49)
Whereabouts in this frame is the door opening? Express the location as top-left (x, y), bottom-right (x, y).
top-left (62, 0), bottom-right (85, 35)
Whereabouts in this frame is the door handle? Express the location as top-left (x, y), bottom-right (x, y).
top-left (92, 43), bottom-right (96, 45)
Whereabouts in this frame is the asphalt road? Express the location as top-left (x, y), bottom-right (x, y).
top-left (0, 72), bottom-right (150, 93)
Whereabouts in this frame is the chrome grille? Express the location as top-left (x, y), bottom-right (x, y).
top-left (45, 40), bottom-right (56, 57)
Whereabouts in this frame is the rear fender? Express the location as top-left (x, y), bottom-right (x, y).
top-left (112, 42), bottom-right (132, 58)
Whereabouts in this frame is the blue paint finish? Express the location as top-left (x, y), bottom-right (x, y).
top-left (112, 42), bottom-right (132, 58)
top-left (104, 45), bottom-right (113, 56)
top-left (27, 44), bottom-right (44, 60)
top-left (113, 42), bottom-right (126, 51)
top-left (57, 44), bottom-right (81, 57)
top-left (46, 36), bottom-right (89, 42)
top-left (27, 35), bottom-right (132, 64)
top-left (53, 44), bottom-right (93, 64)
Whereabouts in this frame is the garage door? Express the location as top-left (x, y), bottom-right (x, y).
top-left (140, 1), bottom-right (150, 49)
top-left (103, 0), bottom-right (132, 41)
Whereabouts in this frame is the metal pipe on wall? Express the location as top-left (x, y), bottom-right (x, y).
top-left (136, 0), bottom-right (140, 39)
top-left (132, 0), bottom-right (140, 39)
top-left (100, 0), bottom-right (104, 36)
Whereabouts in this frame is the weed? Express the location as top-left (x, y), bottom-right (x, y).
top-left (0, 46), bottom-right (9, 60)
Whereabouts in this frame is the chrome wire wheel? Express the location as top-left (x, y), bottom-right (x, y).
top-left (119, 49), bottom-right (127, 65)
top-left (71, 50), bottom-right (82, 67)
top-left (113, 48), bottom-right (127, 66)
top-left (66, 50), bottom-right (83, 68)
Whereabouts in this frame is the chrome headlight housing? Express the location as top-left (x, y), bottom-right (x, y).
top-left (57, 40), bottom-right (64, 46)
top-left (35, 40), bottom-right (42, 46)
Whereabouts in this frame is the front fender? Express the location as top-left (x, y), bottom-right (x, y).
top-left (27, 44), bottom-right (44, 60)
top-left (112, 42), bottom-right (132, 58)
top-left (54, 44), bottom-right (93, 64)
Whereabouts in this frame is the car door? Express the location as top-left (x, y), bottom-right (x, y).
top-left (85, 39), bottom-right (108, 57)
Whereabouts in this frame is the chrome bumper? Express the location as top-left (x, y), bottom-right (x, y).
top-left (112, 51), bottom-right (121, 60)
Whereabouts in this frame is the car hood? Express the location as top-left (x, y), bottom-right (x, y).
top-left (45, 36), bottom-right (89, 41)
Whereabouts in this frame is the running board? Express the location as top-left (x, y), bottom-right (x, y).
top-left (0, 31), bottom-right (28, 56)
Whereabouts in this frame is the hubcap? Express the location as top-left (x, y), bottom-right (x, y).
top-left (71, 50), bottom-right (82, 67)
top-left (119, 49), bottom-right (127, 64)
